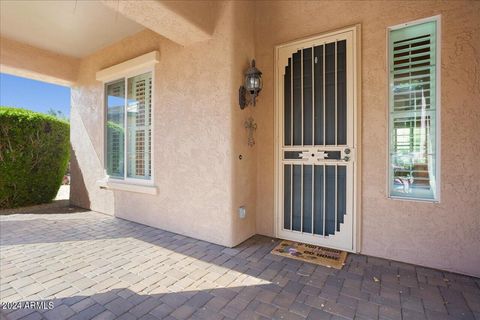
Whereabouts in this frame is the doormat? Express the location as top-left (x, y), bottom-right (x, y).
top-left (271, 240), bottom-right (347, 269)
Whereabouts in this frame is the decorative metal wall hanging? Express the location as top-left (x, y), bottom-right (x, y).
top-left (244, 117), bottom-right (257, 147)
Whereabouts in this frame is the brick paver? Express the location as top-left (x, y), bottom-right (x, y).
top-left (1, 212), bottom-right (479, 320)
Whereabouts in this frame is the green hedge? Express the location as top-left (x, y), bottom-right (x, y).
top-left (0, 107), bottom-right (70, 209)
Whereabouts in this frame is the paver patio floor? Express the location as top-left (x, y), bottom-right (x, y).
top-left (1, 212), bottom-right (479, 320)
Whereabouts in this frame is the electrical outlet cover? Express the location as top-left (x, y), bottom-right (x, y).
top-left (239, 206), bottom-right (246, 219)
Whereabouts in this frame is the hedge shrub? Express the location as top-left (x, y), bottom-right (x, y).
top-left (0, 107), bottom-right (70, 209)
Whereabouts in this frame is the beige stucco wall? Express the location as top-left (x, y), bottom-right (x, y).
top-left (70, 1), bottom-right (256, 247)
top-left (0, 36), bottom-right (79, 86)
top-left (254, 0), bottom-right (480, 276)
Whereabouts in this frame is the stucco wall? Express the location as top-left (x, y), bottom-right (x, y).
top-left (254, 0), bottom-right (480, 276)
top-left (70, 1), bottom-right (256, 247)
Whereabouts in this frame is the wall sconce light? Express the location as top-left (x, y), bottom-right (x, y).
top-left (239, 59), bottom-right (262, 109)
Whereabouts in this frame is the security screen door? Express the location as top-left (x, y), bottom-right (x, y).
top-left (275, 27), bottom-right (358, 252)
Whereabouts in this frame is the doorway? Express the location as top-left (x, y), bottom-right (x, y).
top-left (274, 26), bottom-right (360, 252)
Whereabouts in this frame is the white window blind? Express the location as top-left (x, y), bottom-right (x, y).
top-left (388, 18), bottom-right (439, 201)
top-left (127, 73), bottom-right (152, 180)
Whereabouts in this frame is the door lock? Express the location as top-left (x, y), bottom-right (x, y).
top-left (343, 148), bottom-right (351, 161)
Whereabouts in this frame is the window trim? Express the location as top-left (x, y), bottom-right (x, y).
top-left (386, 15), bottom-right (441, 203)
top-left (96, 178), bottom-right (158, 195)
top-left (99, 52), bottom-right (158, 187)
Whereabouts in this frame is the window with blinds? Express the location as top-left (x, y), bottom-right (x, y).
top-left (388, 17), bottom-right (440, 201)
top-left (105, 71), bottom-right (153, 181)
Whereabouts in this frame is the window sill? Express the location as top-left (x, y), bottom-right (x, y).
top-left (96, 179), bottom-right (158, 195)
top-left (388, 195), bottom-right (439, 203)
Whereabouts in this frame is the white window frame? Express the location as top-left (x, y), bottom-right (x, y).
top-left (386, 15), bottom-right (441, 202)
top-left (97, 51), bottom-right (159, 188)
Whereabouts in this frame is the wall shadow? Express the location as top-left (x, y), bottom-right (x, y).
top-left (69, 148), bottom-right (90, 210)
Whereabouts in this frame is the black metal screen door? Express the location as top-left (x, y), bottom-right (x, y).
top-left (276, 28), bottom-right (357, 251)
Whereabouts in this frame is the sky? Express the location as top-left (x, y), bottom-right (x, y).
top-left (0, 73), bottom-right (71, 117)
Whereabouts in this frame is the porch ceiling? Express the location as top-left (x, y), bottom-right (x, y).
top-left (0, 0), bottom-right (144, 58)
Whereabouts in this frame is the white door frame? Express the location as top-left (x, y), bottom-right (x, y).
top-left (273, 25), bottom-right (362, 253)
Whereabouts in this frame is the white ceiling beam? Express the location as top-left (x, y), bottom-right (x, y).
top-left (0, 36), bottom-right (79, 86)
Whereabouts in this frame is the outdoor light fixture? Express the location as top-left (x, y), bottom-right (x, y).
top-left (239, 59), bottom-right (262, 109)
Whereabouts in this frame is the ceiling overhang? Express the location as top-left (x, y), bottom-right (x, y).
top-left (100, 0), bottom-right (222, 46)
